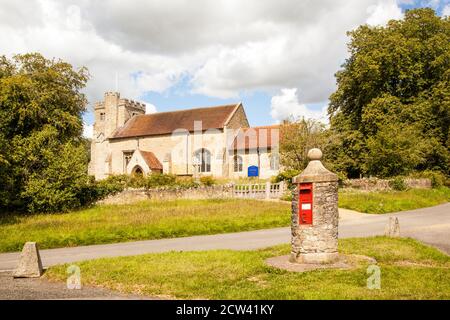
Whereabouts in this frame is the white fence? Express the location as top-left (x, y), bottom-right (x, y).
top-left (232, 181), bottom-right (286, 199)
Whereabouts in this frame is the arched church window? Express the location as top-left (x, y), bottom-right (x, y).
top-left (123, 151), bottom-right (134, 172)
top-left (194, 148), bottom-right (211, 173)
top-left (233, 155), bottom-right (243, 172)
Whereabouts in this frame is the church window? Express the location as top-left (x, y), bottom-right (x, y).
top-left (194, 148), bottom-right (211, 173)
top-left (123, 151), bottom-right (134, 172)
top-left (233, 155), bottom-right (243, 172)
top-left (100, 112), bottom-right (105, 121)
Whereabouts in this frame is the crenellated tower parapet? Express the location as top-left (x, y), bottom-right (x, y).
top-left (93, 92), bottom-right (146, 139)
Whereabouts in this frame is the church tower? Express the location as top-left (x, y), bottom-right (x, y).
top-left (93, 92), bottom-right (146, 139)
top-left (89, 92), bottom-right (146, 179)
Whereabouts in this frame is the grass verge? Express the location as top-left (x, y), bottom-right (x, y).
top-left (0, 199), bottom-right (290, 253)
top-left (338, 187), bottom-right (450, 214)
top-left (45, 237), bottom-right (450, 299)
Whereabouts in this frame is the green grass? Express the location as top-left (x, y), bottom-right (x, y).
top-left (339, 187), bottom-right (450, 214)
top-left (0, 199), bottom-right (290, 253)
top-left (2, 188), bottom-right (448, 253)
top-left (45, 237), bottom-right (450, 300)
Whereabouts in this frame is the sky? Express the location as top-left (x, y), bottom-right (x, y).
top-left (0, 0), bottom-right (448, 138)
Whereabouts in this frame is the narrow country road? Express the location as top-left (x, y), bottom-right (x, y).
top-left (0, 203), bottom-right (448, 271)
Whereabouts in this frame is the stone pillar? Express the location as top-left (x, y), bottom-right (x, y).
top-left (13, 242), bottom-right (44, 278)
top-left (291, 148), bottom-right (339, 264)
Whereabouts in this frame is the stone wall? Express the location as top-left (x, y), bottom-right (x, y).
top-left (343, 178), bottom-right (431, 191)
top-left (98, 185), bottom-right (235, 205)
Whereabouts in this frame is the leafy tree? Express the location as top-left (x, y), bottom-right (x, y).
top-left (20, 129), bottom-right (91, 213)
top-left (279, 118), bottom-right (327, 171)
top-left (0, 53), bottom-right (90, 212)
top-left (364, 123), bottom-right (427, 177)
top-left (328, 8), bottom-right (449, 177)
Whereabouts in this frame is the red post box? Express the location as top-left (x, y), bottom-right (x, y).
top-left (298, 183), bottom-right (313, 225)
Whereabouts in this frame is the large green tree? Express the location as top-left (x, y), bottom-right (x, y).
top-left (279, 118), bottom-right (328, 171)
top-left (328, 8), bottom-right (449, 178)
top-left (0, 53), bottom-right (90, 212)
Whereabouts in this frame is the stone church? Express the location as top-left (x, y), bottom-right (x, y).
top-left (89, 92), bottom-right (280, 180)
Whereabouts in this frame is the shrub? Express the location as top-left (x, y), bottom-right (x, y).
top-left (81, 173), bottom-right (208, 206)
top-left (75, 175), bottom-right (129, 207)
top-left (336, 171), bottom-right (348, 188)
top-left (200, 176), bottom-right (215, 186)
top-left (175, 176), bottom-right (199, 188)
top-left (408, 170), bottom-right (447, 188)
top-left (389, 177), bottom-right (408, 191)
top-left (445, 178), bottom-right (450, 188)
top-left (421, 171), bottom-right (445, 188)
top-left (128, 174), bottom-right (147, 188)
top-left (273, 169), bottom-right (301, 189)
top-left (21, 141), bottom-right (92, 213)
top-left (146, 173), bottom-right (177, 189)
top-left (280, 191), bottom-right (293, 201)
top-left (103, 174), bottom-right (131, 187)
top-left (94, 175), bottom-right (128, 197)
top-left (80, 174), bottom-right (142, 205)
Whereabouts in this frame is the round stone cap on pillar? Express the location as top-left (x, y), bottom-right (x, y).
top-left (292, 148), bottom-right (338, 184)
top-left (291, 148), bottom-right (339, 264)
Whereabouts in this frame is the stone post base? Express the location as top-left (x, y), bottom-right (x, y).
top-left (290, 252), bottom-right (339, 264)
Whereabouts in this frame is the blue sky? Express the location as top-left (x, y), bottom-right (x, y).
top-left (399, 0), bottom-right (449, 12)
top-left (0, 0), bottom-right (448, 136)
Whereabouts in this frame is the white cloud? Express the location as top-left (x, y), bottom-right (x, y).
top-left (270, 88), bottom-right (328, 123)
top-left (366, 0), bottom-right (404, 26)
top-left (145, 103), bottom-right (157, 114)
top-left (0, 0), bottom-right (407, 110)
top-left (443, 4), bottom-right (450, 16)
top-left (0, 0), bottom-right (187, 110)
top-left (82, 122), bottom-right (93, 139)
top-left (396, 0), bottom-right (415, 5)
top-left (187, 0), bottom-right (405, 102)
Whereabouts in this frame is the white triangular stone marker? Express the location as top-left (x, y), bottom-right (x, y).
top-left (13, 242), bottom-right (43, 278)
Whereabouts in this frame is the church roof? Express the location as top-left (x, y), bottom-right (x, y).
top-left (139, 150), bottom-right (163, 171)
top-left (111, 103), bottom-right (241, 139)
top-left (231, 125), bottom-right (280, 150)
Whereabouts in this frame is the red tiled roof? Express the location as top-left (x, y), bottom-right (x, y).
top-left (231, 125), bottom-right (280, 150)
top-left (111, 103), bottom-right (240, 139)
top-left (140, 150), bottom-right (163, 171)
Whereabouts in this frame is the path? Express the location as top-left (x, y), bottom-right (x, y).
top-left (0, 271), bottom-right (156, 300)
top-left (0, 203), bottom-right (448, 272)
